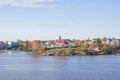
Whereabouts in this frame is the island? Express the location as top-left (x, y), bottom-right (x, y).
top-left (0, 36), bottom-right (120, 56)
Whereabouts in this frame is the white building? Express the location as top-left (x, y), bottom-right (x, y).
top-left (107, 38), bottom-right (120, 48)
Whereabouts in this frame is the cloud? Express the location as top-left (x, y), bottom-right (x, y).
top-left (0, 0), bottom-right (58, 8)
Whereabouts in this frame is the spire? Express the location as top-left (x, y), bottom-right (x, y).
top-left (88, 37), bottom-right (90, 40)
top-left (59, 35), bottom-right (61, 40)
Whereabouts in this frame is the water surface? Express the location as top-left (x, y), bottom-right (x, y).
top-left (0, 52), bottom-right (120, 80)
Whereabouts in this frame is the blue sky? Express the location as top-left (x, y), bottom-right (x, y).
top-left (0, 0), bottom-right (120, 41)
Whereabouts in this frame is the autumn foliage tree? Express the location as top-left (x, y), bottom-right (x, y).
top-left (110, 43), bottom-right (117, 54)
top-left (30, 40), bottom-right (45, 53)
top-left (73, 39), bottom-right (82, 47)
top-left (30, 40), bottom-right (40, 52)
top-left (102, 37), bottom-right (107, 44)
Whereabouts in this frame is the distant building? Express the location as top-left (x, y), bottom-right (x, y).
top-left (0, 41), bottom-right (5, 50)
top-left (6, 41), bottom-right (20, 49)
top-left (55, 36), bottom-right (65, 45)
top-left (112, 38), bottom-right (120, 49)
top-left (41, 40), bottom-right (56, 49)
top-left (85, 38), bottom-right (92, 45)
top-left (55, 36), bottom-right (70, 48)
top-left (68, 42), bottom-right (76, 48)
top-left (107, 38), bottom-right (120, 49)
top-left (91, 44), bottom-right (102, 51)
top-left (41, 36), bottom-right (72, 49)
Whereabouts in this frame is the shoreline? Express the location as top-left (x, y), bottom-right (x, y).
top-left (0, 49), bottom-right (120, 56)
top-left (0, 50), bottom-right (30, 53)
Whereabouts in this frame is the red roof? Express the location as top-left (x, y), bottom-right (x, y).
top-left (56, 39), bottom-right (65, 44)
top-left (55, 36), bottom-right (65, 44)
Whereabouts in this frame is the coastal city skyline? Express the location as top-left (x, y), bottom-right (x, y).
top-left (0, 0), bottom-right (120, 41)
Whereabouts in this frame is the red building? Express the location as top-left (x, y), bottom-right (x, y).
top-left (55, 36), bottom-right (65, 44)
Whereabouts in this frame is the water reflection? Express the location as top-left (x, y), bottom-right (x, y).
top-left (55, 56), bottom-right (65, 60)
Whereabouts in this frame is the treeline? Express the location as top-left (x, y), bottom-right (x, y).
top-left (18, 37), bottom-right (118, 56)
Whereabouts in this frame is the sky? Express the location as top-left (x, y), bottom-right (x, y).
top-left (0, 0), bottom-right (120, 41)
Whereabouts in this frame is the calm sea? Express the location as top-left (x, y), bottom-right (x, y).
top-left (0, 52), bottom-right (120, 80)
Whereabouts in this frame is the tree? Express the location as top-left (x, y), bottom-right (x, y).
top-left (30, 40), bottom-right (46, 54)
top-left (102, 44), bottom-right (110, 51)
top-left (83, 41), bottom-right (89, 48)
top-left (30, 40), bottom-right (40, 52)
top-left (93, 38), bottom-right (102, 44)
top-left (102, 37), bottom-right (107, 44)
top-left (110, 43), bottom-right (117, 54)
top-left (20, 40), bottom-right (31, 51)
top-left (73, 39), bottom-right (82, 47)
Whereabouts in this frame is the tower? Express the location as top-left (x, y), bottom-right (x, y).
top-left (59, 36), bottom-right (61, 40)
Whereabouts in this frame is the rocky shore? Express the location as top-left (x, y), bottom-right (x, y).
top-left (29, 48), bottom-right (119, 56)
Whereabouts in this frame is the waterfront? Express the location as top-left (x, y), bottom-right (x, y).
top-left (0, 52), bottom-right (120, 80)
